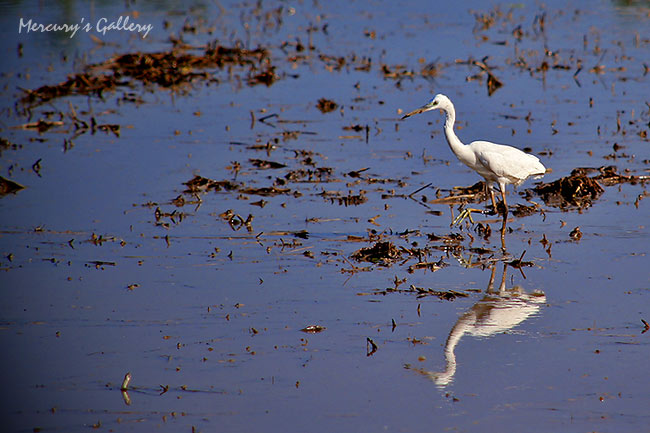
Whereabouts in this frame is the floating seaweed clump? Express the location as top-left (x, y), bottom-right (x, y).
top-left (351, 241), bottom-right (401, 265)
top-left (590, 165), bottom-right (646, 186)
top-left (531, 165), bottom-right (646, 209)
top-left (182, 174), bottom-right (294, 198)
top-left (283, 167), bottom-right (333, 183)
top-left (21, 44), bottom-right (273, 108)
top-left (100, 45), bottom-right (269, 87)
top-left (249, 159), bottom-right (286, 169)
top-left (372, 285), bottom-right (468, 300)
top-left (316, 98), bottom-right (338, 113)
top-left (532, 168), bottom-right (604, 209)
top-left (183, 175), bottom-right (239, 193)
top-left (20, 73), bottom-right (123, 106)
top-left (319, 190), bottom-right (368, 206)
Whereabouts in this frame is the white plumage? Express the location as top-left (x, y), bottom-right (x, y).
top-left (402, 94), bottom-right (546, 215)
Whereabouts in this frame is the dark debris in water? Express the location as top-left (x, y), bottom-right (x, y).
top-left (530, 165), bottom-right (645, 209)
top-left (532, 171), bottom-right (603, 209)
top-left (283, 167), bottom-right (333, 183)
top-left (590, 165), bottom-right (646, 187)
top-left (332, 192), bottom-right (368, 206)
top-left (427, 232), bottom-right (465, 245)
top-left (20, 73), bottom-right (123, 107)
top-left (456, 57), bottom-right (503, 96)
top-left (511, 203), bottom-right (540, 218)
top-left (569, 226), bottom-right (582, 241)
top-left (428, 164), bottom-right (646, 218)
top-left (316, 98), bottom-right (339, 113)
top-left (452, 181), bottom-right (486, 196)
top-left (0, 176), bottom-right (26, 196)
top-left (300, 325), bottom-right (326, 333)
top-left (249, 159), bottom-right (287, 169)
top-left (183, 175), bottom-right (238, 193)
top-left (370, 285), bottom-right (469, 301)
top-left (351, 241), bottom-right (401, 266)
top-left (103, 45), bottom-right (268, 76)
top-left (20, 44), bottom-right (272, 108)
top-left (428, 181), bottom-right (489, 206)
top-left (407, 258), bottom-right (449, 274)
top-left (218, 210), bottom-right (253, 232)
top-left (240, 186), bottom-right (293, 197)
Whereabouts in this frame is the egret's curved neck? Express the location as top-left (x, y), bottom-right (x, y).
top-left (442, 105), bottom-right (472, 161)
top-left (442, 327), bottom-right (460, 375)
top-left (443, 315), bottom-right (466, 367)
top-left (431, 313), bottom-right (469, 386)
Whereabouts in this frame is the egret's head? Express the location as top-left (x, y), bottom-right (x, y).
top-left (401, 94), bottom-right (451, 119)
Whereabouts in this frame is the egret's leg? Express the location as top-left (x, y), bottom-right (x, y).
top-left (481, 181), bottom-right (498, 214)
top-left (499, 214), bottom-right (507, 251)
top-left (489, 188), bottom-right (498, 213)
top-left (500, 186), bottom-right (508, 218)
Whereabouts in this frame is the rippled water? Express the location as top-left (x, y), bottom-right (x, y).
top-left (1, 1), bottom-right (648, 432)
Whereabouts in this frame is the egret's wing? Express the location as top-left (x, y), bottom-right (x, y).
top-left (471, 141), bottom-right (545, 182)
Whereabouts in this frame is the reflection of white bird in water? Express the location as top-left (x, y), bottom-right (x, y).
top-left (414, 264), bottom-right (546, 387)
top-left (402, 94), bottom-right (546, 218)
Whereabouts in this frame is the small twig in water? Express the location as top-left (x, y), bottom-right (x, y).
top-left (409, 182), bottom-right (433, 198)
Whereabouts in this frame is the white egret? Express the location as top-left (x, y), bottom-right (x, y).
top-left (402, 94), bottom-right (546, 219)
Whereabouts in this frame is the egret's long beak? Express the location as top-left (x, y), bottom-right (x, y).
top-left (401, 104), bottom-right (432, 120)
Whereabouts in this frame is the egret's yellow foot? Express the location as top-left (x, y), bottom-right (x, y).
top-left (452, 208), bottom-right (485, 226)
